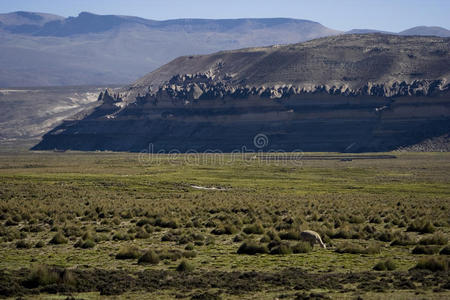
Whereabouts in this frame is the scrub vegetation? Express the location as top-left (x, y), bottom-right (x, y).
top-left (0, 151), bottom-right (449, 299)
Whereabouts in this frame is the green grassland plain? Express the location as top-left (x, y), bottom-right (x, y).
top-left (0, 151), bottom-right (449, 299)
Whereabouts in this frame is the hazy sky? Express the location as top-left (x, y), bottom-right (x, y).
top-left (0, 0), bottom-right (449, 32)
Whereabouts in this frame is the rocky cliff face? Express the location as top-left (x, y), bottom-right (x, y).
top-left (32, 34), bottom-right (450, 153)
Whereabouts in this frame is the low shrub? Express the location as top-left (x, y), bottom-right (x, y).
top-left (237, 241), bottom-right (268, 255)
top-left (143, 224), bottom-right (154, 233)
top-left (373, 259), bottom-right (396, 271)
top-left (418, 233), bottom-right (448, 245)
top-left (112, 232), bottom-right (133, 241)
top-left (369, 216), bottom-right (382, 224)
top-left (35, 240), bottom-right (45, 248)
top-left (16, 239), bottom-right (32, 249)
top-left (211, 224), bottom-right (238, 235)
top-left (330, 228), bottom-right (358, 239)
top-left (412, 245), bottom-right (440, 255)
top-left (260, 234), bottom-right (271, 243)
top-left (116, 245), bottom-right (140, 259)
top-left (348, 215), bottom-right (365, 224)
top-left (185, 243), bottom-right (194, 251)
top-left (49, 232), bottom-right (68, 245)
top-left (266, 230), bottom-right (281, 242)
top-left (138, 250), bottom-right (159, 264)
top-left (158, 249), bottom-right (183, 261)
top-left (177, 235), bottom-right (193, 245)
top-left (135, 229), bottom-right (150, 239)
top-left (233, 234), bottom-right (245, 243)
top-left (407, 220), bottom-right (435, 234)
top-left (376, 231), bottom-right (395, 242)
top-left (161, 232), bottom-right (178, 242)
top-left (176, 260), bottom-right (194, 272)
top-left (414, 257), bottom-right (448, 272)
top-left (136, 218), bottom-right (154, 227)
top-left (23, 265), bottom-right (59, 288)
top-left (292, 241), bottom-right (312, 254)
top-left (390, 233), bottom-right (416, 246)
top-left (155, 217), bottom-right (179, 229)
top-left (22, 265), bottom-right (75, 288)
top-left (269, 243), bottom-right (292, 255)
top-left (243, 223), bottom-right (264, 235)
top-left (182, 250), bottom-right (197, 258)
top-left (78, 239), bottom-right (95, 249)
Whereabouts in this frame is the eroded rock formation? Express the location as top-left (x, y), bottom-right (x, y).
top-left (32, 34), bottom-right (450, 152)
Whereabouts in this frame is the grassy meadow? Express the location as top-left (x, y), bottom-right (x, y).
top-left (0, 151), bottom-right (449, 299)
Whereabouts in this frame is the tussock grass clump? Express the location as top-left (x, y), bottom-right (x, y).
top-left (177, 234), bottom-right (194, 245)
top-left (49, 232), bottom-right (68, 245)
top-left (330, 227), bottom-right (361, 239)
top-left (211, 224), bottom-right (238, 235)
top-left (176, 260), bottom-right (194, 272)
top-left (373, 259), bottom-right (396, 271)
top-left (335, 242), bottom-right (381, 255)
top-left (136, 218), bottom-right (154, 227)
top-left (412, 245), bottom-right (441, 255)
top-left (158, 249), bottom-right (183, 261)
top-left (233, 234), bottom-right (245, 243)
top-left (34, 240), bottom-right (45, 248)
top-left (155, 217), bottom-right (179, 229)
top-left (115, 245), bottom-right (140, 259)
top-left (23, 265), bottom-right (59, 288)
top-left (407, 220), bottom-right (435, 234)
top-left (369, 216), bottom-right (382, 224)
top-left (242, 223), bottom-right (264, 235)
top-left (376, 230), bottom-right (395, 242)
top-left (135, 229), bottom-right (150, 239)
top-left (63, 225), bottom-right (82, 238)
top-left (182, 250), bottom-right (197, 258)
top-left (269, 243), bottom-right (293, 255)
top-left (112, 232), bottom-right (133, 241)
top-left (16, 239), bottom-right (32, 249)
top-left (74, 239), bottom-right (95, 249)
top-left (292, 241), bottom-right (313, 253)
top-left (348, 215), bottom-right (365, 224)
top-left (161, 232), bottom-right (177, 242)
top-left (138, 250), bottom-right (160, 264)
top-left (418, 233), bottom-right (448, 245)
top-left (390, 233), bottom-right (416, 246)
top-left (22, 265), bottom-right (76, 288)
top-left (260, 234), bottom-right (271, 243)
top-left (414, 257), bottom-right (448, 272)
top-left (237, 240), bottom-right (268, 255)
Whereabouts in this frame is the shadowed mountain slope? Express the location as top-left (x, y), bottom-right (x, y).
top-left (33, 34), bottom-right (450, 153)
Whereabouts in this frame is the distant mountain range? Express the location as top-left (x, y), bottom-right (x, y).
top-left (0, 11), bottom-right (449, 87)
top-left (347, 26), bottom-right (450, 37)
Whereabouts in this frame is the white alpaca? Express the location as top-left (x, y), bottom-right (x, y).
top-left (300, 230), bottom-right (326, 249)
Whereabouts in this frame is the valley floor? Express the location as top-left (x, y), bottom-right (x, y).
top-left (0, 151), bottom-right (448, 299)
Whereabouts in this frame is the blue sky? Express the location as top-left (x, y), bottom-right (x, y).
top-left (0, 0), bottom-right (449, 32)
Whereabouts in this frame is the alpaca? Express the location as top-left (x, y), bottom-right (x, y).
top-left (300, 230), bottom-right (326, 249)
